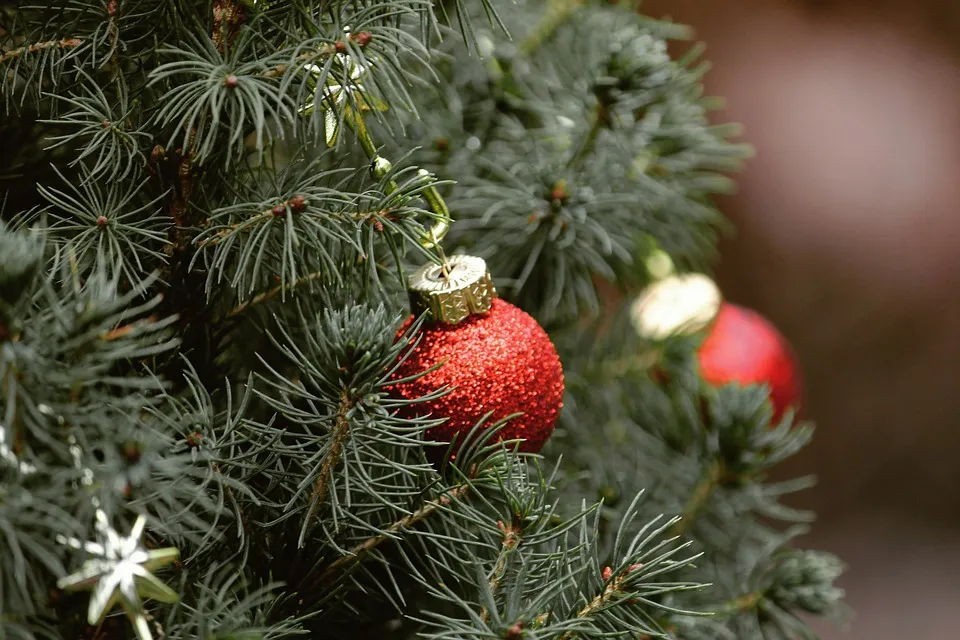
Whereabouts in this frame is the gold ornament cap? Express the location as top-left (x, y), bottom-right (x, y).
top-left (629, 273), bottom-right (722, 340)
top-left (408, 254), bottom-right (497, 324)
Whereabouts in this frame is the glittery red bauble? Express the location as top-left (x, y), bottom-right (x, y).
top-left (390, 298), bottom-right (564, 453)
top-left (697, 303), bottom-right (802, 421)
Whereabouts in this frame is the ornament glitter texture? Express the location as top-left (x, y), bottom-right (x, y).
top-left (391, 256), bottom-right (564, 454)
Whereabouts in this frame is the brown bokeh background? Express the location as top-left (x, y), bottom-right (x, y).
top-left (640, 0), bottom-right (960, 637)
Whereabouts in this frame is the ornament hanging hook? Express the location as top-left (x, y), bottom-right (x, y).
top-left (371, 156), bottom-right (451, 253)
top-left (324, 86), bottom-right (453, 270)
top-left (416, 168), bottom-right (451, 250)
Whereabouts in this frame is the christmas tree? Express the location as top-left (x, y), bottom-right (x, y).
top-left (0, 1), bottom-right (846, 638)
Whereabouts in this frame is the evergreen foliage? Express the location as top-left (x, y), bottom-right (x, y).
top-left (1, 1), bottom-right (845, 638)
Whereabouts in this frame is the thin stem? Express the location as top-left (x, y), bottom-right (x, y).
top-left (212, 0), bottom-right (246, 54)
top-left (306, 391), bottom-right (355, 524)
top-left (343, 110), bottom-right (451, 264)
top-left (1, 365), bottom-right (23, 459)
top-left (557, 565), bottom-right (634, 640)
top-left (0, 38), bottom-right (82, 65)
top-left (670, 457), bottom-right (725, 537)
top-left (226, 271), bottom-right (325, 318)
top-left (568, 101), bottom-right (607, 170)
top-left (200, 203), bottom-right (394, 247)
top-left (518, 0), bottom-right (583, 57)
top-left (170, 128), bottom-right (198, 246)
top-left (262, 46), bottom-right (336, 78)
top-left (480, 520), bottom-right (522, 621)
top-left (212, 461), bottom-right (249, 544)
top-left (715, 590), bottom-right (765, 616)
top-left (315, 483), bottom-right (471, 584)
top-left (347, 108), bottom-right (381, 164)
top-left (597, 348), bottom-right (661, 380)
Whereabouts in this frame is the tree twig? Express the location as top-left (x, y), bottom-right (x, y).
top-left (261, 30), bottom-right (372, 78)
top-left (568, 101), bottom-right (608, 170)
top-left (226, 271), bottom-right (325, 318)
top-left (0, 38), bottom-right (82, 65)
top-left (262, 46), bottom-right (337, 78)
top-left (314, 483), bottom-right (471, 584)
top-left (200, 202), bottom-right (395, 247)
top-left (557, 563), bottom-right (637, 640)
top-left (212, 0), bottom-right (247, 54)
top-left (210, 460), bottom-right (253, 551)
top-left (307, 391), bottom-right (355, 522)
top-left (670, 457), bottom-right (725, 537)
top-left (518, 0), bottom-right (583, 57)
top-left (169, 128), bottom-right (198, 247)
top-left (480, 520), bottom-right (522, 621)
top-left (716, 590), bottom-right (764, 616)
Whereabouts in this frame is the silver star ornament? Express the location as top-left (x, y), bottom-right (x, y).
top-left (57, 510), bottom-right (179, 640)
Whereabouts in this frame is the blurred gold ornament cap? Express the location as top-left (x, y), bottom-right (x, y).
top-left (630, 272), bottom-right (722, 341)
top-left (409, 254), bottom-right (496, 324)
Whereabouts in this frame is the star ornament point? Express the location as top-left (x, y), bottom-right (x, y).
top-left (57, 511), bottom-right (179, 640)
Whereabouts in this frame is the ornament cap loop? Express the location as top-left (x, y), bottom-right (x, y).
top-left (630, 273), bottom-right (722, 340)
top-left (409, 255), bottom-right (496, 324)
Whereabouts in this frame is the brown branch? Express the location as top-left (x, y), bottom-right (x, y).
top-left (1, 364), bottom-right (24, 457)
top-left (226, 271), bottom-right (325, 318)
top-left (480, 520), bottom-right (522, 621)
top-left (315, 483), bottom-right (471, 585)
top-left (518, 0), bottom-right (583, 57)
top-left (212, 0), bottom-right (247, 54)
top-left (262, 46), bottom-right (336, 78)
top-left (720, 590), bottom-right (764, 615)
top-left (200, 202), bottom-right (394, 247)
top-left (307, 391), bottom-right (355, 519)
top-left (0, 38), bottom-right (82, 65)
top-left (100, 315), bottom-right (159, 341)
top-left (169, 129), bottom-right (198, 248)
top-left (558, 563), bottom-right (640, 640)
top-left (670, 458), bottom-right (725, 538)
top-left (170, 3), bottom-right (247, 244)
top-left (203, 210), bottom-right (274, 245)
top-left (260, 32), bottom-right (371, 78)
top-left (568, 100), bottom-right (608, 170)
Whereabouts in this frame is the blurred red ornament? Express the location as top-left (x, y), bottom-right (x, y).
top-left (630, 271), bottom-right (802, 421)
top-left (391, 256), bottom-right (563, 454)
top-left (697, 302), bottom-right (802, 422)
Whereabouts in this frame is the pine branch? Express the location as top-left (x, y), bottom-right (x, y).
top-left (0, 38), bottom-right (82, 65)
top-left (568, 101), bottom-right (608, 170)
top-left (480, 519), bottom-right (522, 622)
top-left (717, 590), bottom-right (764, 616)
top-left (346, 110), bottom-right (451, 255)
top-left (315, 483), bottom-right (471, 584)
top-left (225, 271), bottom-right (325, 318)
top-left (212, 460), bottom-right (247, 542)
top-left (201, 201), bottom-right (393, 247)
top-left (557, 562), bottom-right (642, 640)
top-left (171, 129), bottom-right (198, 244)
top-left (518, 0), bottom-right (583, 56)
top-left (262, 42), bottom-right (351, 79)
top-left (670, 458), bottom-right (725, 537)
top-left (212, 0), bottom-right (247, 54)
top-left (306, 391), bottom-right (355, 524)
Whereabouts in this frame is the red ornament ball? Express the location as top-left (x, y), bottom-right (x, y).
top-left (390, 298), bottom-right (564, 454)
top-left (697, 303), bottom-right (802, 421)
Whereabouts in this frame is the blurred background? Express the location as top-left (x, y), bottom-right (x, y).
top-left (640, 0), bottom-right (960, 637)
